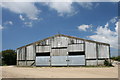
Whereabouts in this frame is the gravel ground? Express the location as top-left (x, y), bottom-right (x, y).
top-left (1, 66), bottom-right (118, 78)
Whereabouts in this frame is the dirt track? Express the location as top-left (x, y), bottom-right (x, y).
top-left (1, 66), bottom-right (118, 78)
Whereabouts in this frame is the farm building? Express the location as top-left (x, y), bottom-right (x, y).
top-left (16, 34), bottom-right (110, 66)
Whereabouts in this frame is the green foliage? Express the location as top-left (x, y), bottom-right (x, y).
top-left (1, 49), bottom-right (16, 65)
top-left (111, 56), bottom-right (120, 61)
top-left (104, 59), bottom-right (112, 66)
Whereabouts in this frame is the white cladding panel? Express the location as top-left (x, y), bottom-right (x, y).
top-left (18, 61), bottom-right (26, 66)
top-left (68, 55), bottom-right (85, 66)
top-left (51, 36), bottom-right (68, 47)
top-left (26, 45), bottom-right (35, 60)
top-left (27, 61), bottom-right (35, 66)
top-left (17, 49), bottom-right (19, 60)
top-left (85, 42), bottom-right (97, 59)
top-left (22, 48), bottom-right (25, 60)
top-left (68, 44), bottom-right (84, 52)
top-left (51, 48), bottom-right (67, 56)
top-left (18, 49), bottom-right (22, 60)
top-left (68, 38), bottom-right (84, 44)
top-left (36, 46), bottom-right (50, 53)
top-left (36, 56), bottom-right (50, 66)
top-left (98, 60), bottom-right (105, 65)
top-left (46, 39), bottom-right (50, 45)
top-left (98, 44), bottom-right (109, 58)
top-left (18, 48), bottom-right (25, 60)
top-left (76, 39), bottom-right (84, 43)
top-left (86, 60), bottom-right (97, 66)
top-left (51, 56), bottom-right (67, 66)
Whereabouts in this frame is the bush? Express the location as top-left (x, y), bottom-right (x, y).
top-left (104, 59), bottom-right (112, 66)
top-left (1, 49), bottom-right (17, 65)
top-left (111, 56), bottom-right (120, 61)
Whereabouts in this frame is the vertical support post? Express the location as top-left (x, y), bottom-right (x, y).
top-left (18, 49), bottom-right (20, 66)
top-left (50, 41), bottom-right (52, 67)
top-left (67, 52), bottom-right (69, 67)
top-left (34, 44), bottom-right (36, 66)
top-left (25, 47), bottom-right (27, 66)
top-left (67, 39), bottom-right (69, 67)
top-left (109, 45), bottom-right (111, 63)
top-left (84, 41), bottom-right (86, 66)
top-left (96, 44), bottom-right (98, 66)
top-left (16, 49), bottom-right (18, 66)
top-left (18, 60), bottom-right (19, 66)
top-left (50, 51), bottom-right (52, 67)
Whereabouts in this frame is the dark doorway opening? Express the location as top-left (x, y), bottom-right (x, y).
top-left (36, 52), bottom-right (50, 56)
top-left (68, 52), bottom-right (85, 56)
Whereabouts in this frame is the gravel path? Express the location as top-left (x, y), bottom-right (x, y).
top-left (1, 66), bottom-right (118, 78)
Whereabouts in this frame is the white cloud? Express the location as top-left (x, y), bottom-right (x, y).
top-left (8, 21), bottom-right (13, 25)
top-left (1, 2), bottom-right (40, 20)
top-left (0, 25), bottom-right (4, 30)
top-left (78, 2), bottom-right (93, 9)
top-left (4, 21), bottom-right (13, 25)
top-left (78, 17), bottom-right (119, 49)
top-left (1, 2), bottom-right (99, 18)
top-left (88, 21), bottom-right (118, 49)
top-left (110, 17), bottom-right (118, 23)
top-left (24, 22), bottom-right (33, 27)
top-left (44, 2), bottom-right (75, 16)
top-left (78, 24), bottom-right (92, 31)
top-left (115, 21), bottom-right (118, 34)
top-left (19, 14), bottom-right (25, 21)
top-left (43, 1), bottom-right (99, 16)
top-left (1, 0), bottom-right (119, 2)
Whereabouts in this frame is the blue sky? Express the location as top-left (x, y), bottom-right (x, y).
top-left (1, 2), bottom-right (119, 56)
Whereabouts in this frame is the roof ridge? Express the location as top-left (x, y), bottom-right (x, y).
top-left (17, 34), bottom-right (110, 49)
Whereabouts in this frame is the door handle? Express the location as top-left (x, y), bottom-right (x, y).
top-left (49, 60), bottom-right (51, 62)
top-left (66, 60), bottom-right (70, 61)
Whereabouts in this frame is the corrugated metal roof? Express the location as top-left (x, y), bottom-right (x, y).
top-left (17, 34), bottom-right (110, 49)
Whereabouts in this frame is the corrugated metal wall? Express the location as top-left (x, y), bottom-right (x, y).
top-left (98, 44), bottom-right (109, 58)
top-left (51, 48), bottom-right (67, 56)
top-left (98, 60), bottom-right (105, 65)
top-left (36, 56), bottom-right (50, 66)
top-left (26, 45), bottom-right (35, 60)
top-left (26, 61), bottom-right (35, 66)
top-left (17, 35), bottom-right (110, 66)
top-left (68, 44), bottom-right (84, 52)
top-left (36, 46), bottom-right (51, 53)
top-left (68, 38), bottom-right (84, 44)
top-left (51, 36), bottom-right (68, 47)
top-left (51, 56), bottom-right (68, 66)
top-left (17, 49), bottom-right (19, 61)
top-left (86, 60), bottom-right (97, 66)
top-left (85, 42), bottom-right (97, 59)
top-left (18, 61), bottom-right (26, 66)
top-left (17, 47), bottom-right (25, 60)
top-left (68, 55), bottom-right (85, 66)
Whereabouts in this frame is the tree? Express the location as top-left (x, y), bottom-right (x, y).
top-left (111, 56), bottom-right (120, 61)
top-left (2, 49), bottom-right (16, 65)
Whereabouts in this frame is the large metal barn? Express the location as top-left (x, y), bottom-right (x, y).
top-left (17, 34), bottom-right (110, 66)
